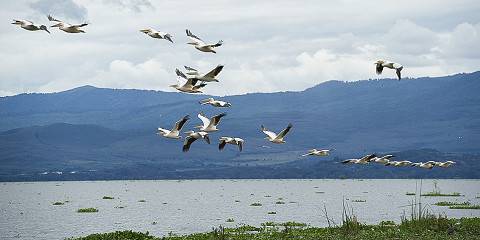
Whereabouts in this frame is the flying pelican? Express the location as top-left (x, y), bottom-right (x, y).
top-left (171, 69), bottom-right (207, 93)
top-left (48, 15), bottom-right (88, 33)
top-left (341, 154), bottom-right (376, 164)
top-left (411, 162), bottom-right (434, 169)
top-left (261, 123), bottom-right (293, 144)
top-left (183, 65), bottom-right (224, 82)
top-left (199, 98), bottom-right (232, 108)
top-left (372, 154), bottom-right (394, 164)
top-left (375, 60), bottom-right (404, 80)
top-left (11, 19), bottom-right (50, 33)
top-left (301, 149), bottom-right (330, 157)
top-left (156, 115), bottom-right (190, 139)
top-left (435, 161), bottom-right (456, 168)
top-left (186, 29), bottom-right (223, 53)
top-left (219, 137), bottom-right (244, 152)
top-left (196, 112), bottom-right (227, 132)
top-left (140, 28), bottom-right (173, 43)
top-left (385, 160), bottom-right (412, 167)
top-left (182, 131), bottom-right (210, 152)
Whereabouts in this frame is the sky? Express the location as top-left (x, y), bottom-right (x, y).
top-left (1, 0), bottom-right (479, 96)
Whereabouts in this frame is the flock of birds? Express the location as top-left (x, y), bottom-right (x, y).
top-left (12, 15), bottom-right (454, 170)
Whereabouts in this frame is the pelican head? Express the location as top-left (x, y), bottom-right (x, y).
top-left (40, 25), bottom-right (50, 33)
top-left (375, 60), bottom-right (385, 65)
top-left (211, 50), bottom-right (217, 54)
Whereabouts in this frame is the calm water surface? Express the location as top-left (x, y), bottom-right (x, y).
top-left (1, 179), bottom-right (479, 240)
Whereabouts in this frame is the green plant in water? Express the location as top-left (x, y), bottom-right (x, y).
top-left (226, 218), bottom-right (234, 222)
top-left (53, 201), bottom-right (64, 205)
top-left (268, 211), bottom-right (276, 214)
top-left (250, 202), bottom-right (262, 207)
top-left (275, 201), bottom-right (285, 204)
top-left (138, 199), bottom-right (146, 203)
top-left (77, 208), bottom-right (98, 213)
top-left (406, 192), bottom-right (416, 196)
top-left (102, 196), bottom-right (114, 200)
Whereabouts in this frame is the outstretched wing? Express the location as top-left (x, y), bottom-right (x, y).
top-left (211, 113), bottom-right (226, 125)
top-left (72, 23), bottom-right (88, 28)
top-left (375, 63), bottom-right (383, 75)
top-left (261, 125), bottom-right (277, 139)
top-left (182, 136), bottom-right (197, 152)
top-left (198, 112), bottom-right (210, 128)
top-left (47, 15), bottom-right (61, 22)
top-left (209, 40), bottom-right (223, 48)
top-left (199, 98), bottom-right (214, 104)
top-left (157, 127), bottom-right (169, 135)
top-left (176, 68), bottom-right (188, 79)
top-left (203, 134), bottom-right (211, 144)
top-left (164, 34), bottom-right (173, 43)
top-left (186, 29), bottom-right (205, 45)
top-left (396, 68), bottom-right (402, 80)
top-left (341, 159), bottom-right (353, 164)
top-left (238, 140), bottom-right (243, 152)
top-left (218, 139), bottom-right (227, 151)
top-left (203, 65), bottom-right (224, 78)
top-left (173, 115), bottom-right (190, 131)
top-left (275, 123), bottom-right (292, 139)
top-left (184, 66), bottom-right (198, 72)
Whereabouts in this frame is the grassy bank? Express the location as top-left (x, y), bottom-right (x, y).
top-left (68, 217), bottom-right (480, 240)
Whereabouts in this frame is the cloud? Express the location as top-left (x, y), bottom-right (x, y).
top-left (103, 0), bottom-right (154, 12)
top-left (29, 0), bottom-right (88, 21)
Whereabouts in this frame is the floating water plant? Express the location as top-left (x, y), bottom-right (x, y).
top-left (102, 196), bottom-right (114, 200)
top-left (77, 208), bottom-right (98, 213)
top-left (250, 202), bottom-right (262, 207)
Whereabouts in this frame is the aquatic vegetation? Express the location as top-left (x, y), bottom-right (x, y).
top-left (352, 199), bottom-right (366, 203)
top-left (138, 199), bottom-right (146, 203)
top-left (52, 201), bottom-right (64, 205)
top-left (264, 195), bottom-right (271, 198)
top-left (435, 201), bottom-right (470, 207)
top-left (315, 191), bottom-right (325, 194)
top-left (114, 206), bottom-right (125, 209)
top-left (267, 211), bottom-right (276, 214)
top-left (77, 208), bottom-right (98, 213)
top-left (379, 220), bottom-right (395, 226)
top-left (226, 218), bottom-right (234, 222)
top-left (102, 196), bottom-right (114, 200)
top-left (234, 200), bottom-right (240, 203)
top-left (67, 217), bottom-right (480, 240)
top-left (275, 201), bottom-right (285, 204)
top-left (406, 192), bottom-right (416, 196)
top-left (421, 192), bottom-right (462, 197)
top-left (250, 202), bottom-right (262, 207)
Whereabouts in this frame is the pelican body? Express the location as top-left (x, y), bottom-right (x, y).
top-left (199, 98), bottom-right (231, 107)
top-left (182, 131), bottom-right (210, 152)
top-left (48, 15), bottom-right (87, 33)
top-left (12, 19), bottom-right (50, 33)
top-left (196, 112), bottom-right (227, 132)
top-left (186, 29), bottom-right (223, 53)
top-left (183, 65), bottom-right (224, 82)
top-left (435, 161), bottom-right (456, 168)
top-left (172, 69), bottom-right (207, 93)
top-left (375, 60), bottom-right (404, 80)
top-left (219, 137), bottom-right (244, 152)
top-left (341, 154), bottom-right (376, 164)
top-left (140, 28), bottom-right (173, 43)
top-left (157, 115), bottom-right (190, 139)
top-left (411, 162), bottom-right (435, 169)
top-left (261, 123), bottom-right (293, 144)
top-left (302, 149), bottom-right (330, 157)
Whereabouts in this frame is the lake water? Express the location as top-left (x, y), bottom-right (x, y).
top-left (1, 179), bottom-right (479, 239)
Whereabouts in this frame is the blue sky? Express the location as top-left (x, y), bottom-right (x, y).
top-left (1, 0), bottom-right (479, 96)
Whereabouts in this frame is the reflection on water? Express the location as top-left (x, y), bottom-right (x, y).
top-left (0, 179), bottom-right (479, 239)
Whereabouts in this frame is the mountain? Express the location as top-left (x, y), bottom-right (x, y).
top-left (1, 72), bottom-right (479, 181)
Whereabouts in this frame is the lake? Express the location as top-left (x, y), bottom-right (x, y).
top-left (1, 179), bottom-right (479, 239)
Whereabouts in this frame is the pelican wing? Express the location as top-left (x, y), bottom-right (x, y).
top-left (184, 66), bottom-right (198, 72)
top-left (13, 19), bottom-right (33, 25)
top-left (209, 40), bottom-right (223, 48)
top-left (342, 159), bottom-right (354, 164)
top-left (173, 115), bottom-right (190, 131)
top-left (182, 136), bottom-right (197, 152)
top-left (157, 127), bottom-right (169, 135)
top-left (47, 15), bottom-right (61, 22)
top-left (164, 34), bottom-right (173, 43)
top-left (396, 67), bottom-right (402, 80)
top-left (72, 23), bottom-right (88, 28)
top-left (261, 125), bottom-right (277, 139)
top-left (175, 68), bottom-right (188, 79)
top-left (203, 134), bottom-right (211, 144)
top-left (219, 138), bottom-right (227, 151)
top-left (198, 112), bottom-right (211, 128)
top-left (211, 113), bottom-right (226, 125)
top-left (275, 123), bottom-right (292, 139)
top-left (203, 65), bottom-right (224, 78)
top-left (199, 98), bottom-right (214, 104)
top-left (186, 29), bottom-right (205, 45)
top-left (238, 140), bottom-right (243, 152)
top-left (375, 63), bottom-right (383, 75)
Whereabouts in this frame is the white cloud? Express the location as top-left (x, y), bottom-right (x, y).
top-left (0, 1), bottom-right (479, 97)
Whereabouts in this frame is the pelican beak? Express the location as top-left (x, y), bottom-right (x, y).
top-left (50, 23), bottom-right (61, 28)
top-left (187, 42), bottom-right (196, 45)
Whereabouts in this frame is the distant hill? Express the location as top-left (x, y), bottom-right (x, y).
top-left (1, 72), bottom-right (479, 181)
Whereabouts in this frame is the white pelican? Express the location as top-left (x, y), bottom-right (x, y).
top-left (385, 160), bottom-right (412, 167)
top-left (48, 15), bottom-right (87, 33)
top-left (435, 161), bottom-right (456, 168)
top-left (199, 98), bottom-right (232, 108)
top-left (375, 60), bottom-right (404, 80)
top-left (196, 112), bottom-right (227, 132)
top-left (183, 65), bottom-right (224, 82)
top-left (156, 115), bottom-right (190, 139)
top-left (186, 29), bottom-right (223, 53)
top-left (12, 19), bottom-right (50, 33)
top-left (301, 149), bottom-right (330, 157)
top-left (182, 131), bottom-right (210, 152)
top-left (171, 69), bottom-right (207, 93)
top-left (372, 154), bottom-right (394, 164)
top-left (219, 137), bottom-right (244, 152)
top-left (411, 162), bottom-right (434, 169)
top-left (261, 123), bottom-right (293, 144)
top-left (140, 28), bottom-right (173, 43)
top-left (341, 154), bottom-right (376, 164)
